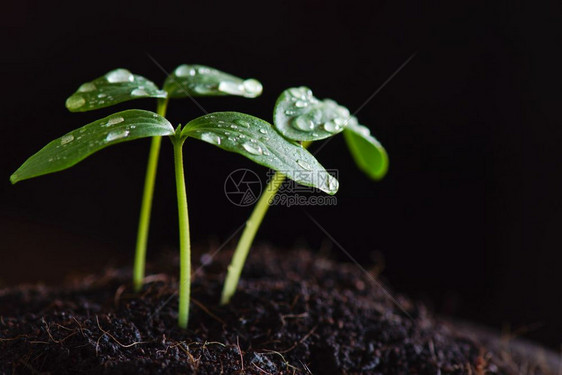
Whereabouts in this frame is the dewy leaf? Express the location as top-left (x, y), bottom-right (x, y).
top-left (163, 64), bottom-right (263, 99)
top-left (273, 87), bottom-right (353, 142)
top-left (343, 119), bottom-right (389, 180)
top-left (10, 110), bottom-right (174, 184)
top-left (65, 69), bottom-right (168, 112)
top-left (182, 112), bottom-right (338, 194)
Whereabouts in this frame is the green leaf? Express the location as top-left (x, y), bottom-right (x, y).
top-left (65, 69), bottom-right (167, 112)
top-left (273, 87), bottom-right (353, 141)
top-left (10, 110), bottom-right (174, 184)
top-left (343, 119), bottom-right (389, 180)
top-left (182, 112), bottom-right (338, 194)
top-left (163, 64), bottom-right (263, 99)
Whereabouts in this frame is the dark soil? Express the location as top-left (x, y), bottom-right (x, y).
top-left (0, 247), bottom-right (557, 374)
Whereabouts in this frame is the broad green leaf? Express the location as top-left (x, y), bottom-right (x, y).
top-left (65, 69), bottom-right (167, 112)
top-left (273, 87), bottom-right (352, 142)
top-left (10, 110), bottom-right (174, 184)
top-left (343, 119), bottom-right (389, 180)
top-left (182, 112), bottom-right (338, 194)
top-left (163, 64), bottom-right (263, 99)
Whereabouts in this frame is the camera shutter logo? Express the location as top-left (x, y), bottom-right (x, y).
top-left (224, 169), bottom-right (262, 207)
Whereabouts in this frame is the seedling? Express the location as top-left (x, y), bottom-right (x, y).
top-left (221, 86), bottom-right (388, 305)
top-left (10, 71), bottom-right (338, 328)
top-left (65, 65), bottom-right (264, 293)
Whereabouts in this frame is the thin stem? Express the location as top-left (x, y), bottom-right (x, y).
top-left (172, 138), bottom-right (191, 329)
top-left (133, 98), bottom-right (169, 292)
top-left (221, 140), bottom-right (313, 305)
top-left (220, 171), bottom-right (286, 305)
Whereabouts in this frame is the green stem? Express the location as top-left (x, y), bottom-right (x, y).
top-left (172, 138), bottom-right (191, 329)
top-left (221, 140), bottom-right (313, 305)
top-left (133, 98), bottom-right (169, 292)
top-left (220, 171), bottom-right (286, 305)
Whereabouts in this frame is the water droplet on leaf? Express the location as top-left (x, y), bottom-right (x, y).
top-left (327, 175), bottom-right (339, 191)
top-left (218, 81), bottom-right (244, 96)
top-left (201, 132), bottom-right (221, 145)
top-left (104, 116), bottom-right (125, 127)
top-left (66, 95), bottom-right (85, 110)
top-left (175, 65), bottom-right (196, 77)
top-left (334, 118), bottom-right (347, 127)
top-left (106, 69), bottom-right (134, 83)
top-left (242, 79), bottom-right (262, 97)
top-left (323, 121), bottom-right (339, 133)
top-left (105, 129), bottom-right (130, 142)
top-left (297, 159), bottom-right (312, 170)
top-left (242, 142), bottom-right (263, 155)
top-left (61, 134), bottom-right (74, 145)
top-left (289, 87), bottom-right (304, 98)
top-left (78, 82), bottom-right (96, 92)
top-left (131, 88), bottom-right (148, 97)
top-left (295, 100), bottom-right (308, 108)
top-left (234, 119), bottom-right (250, 128)
top-left (293, 117), bottom-right (315, 132)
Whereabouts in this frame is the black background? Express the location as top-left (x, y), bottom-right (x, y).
top-left (1, 1), bottom-right (561, 348)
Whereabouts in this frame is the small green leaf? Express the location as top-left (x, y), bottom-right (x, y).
top-left (343, 119), bottom-right (389, 180)
top-left (182, 112), bottom-right (338, 194)
top-left (273, 87), bottom-right (352, 141)
top-left (10, 110), bottom-right (174, 184)
top-left (163, 65), bottom-right (263, 99)
top-left (65, 69), bottom-right (167, 112)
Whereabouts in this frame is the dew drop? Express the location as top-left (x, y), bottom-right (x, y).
top-left (131, 88), bottom-right (148, 97)
top-left (201, 132), bottom-right (221, 145)
top-left (289, 87), bottom-right (304, 98)
top-left (334, 118), bottom-right (347, 127)
top-left (293, 117), bottom-right (315, 132)
top-left (337, 106), bottom-right (351, 118)
top-left (193, 85), bottom-right (212, 94)
top-left (97, 93), bottom-right (107, 98)
top-left (323, 121), bottom-right (339, 133)
top-left (234, 119), bottom-right (250, 128)
top-left (197, 66), bottom-right (211, 74)
top-left (105, 129), bottom-right (129, 142)
top-left (242, 79), bottom-right (263, 97)
top-left (218, 81), bottom-right (244, 96)
top-left (106, 69), bottom-right (134, 83)
top-left (295, 100), bottom-right (308, 108)
top-left (259, 128), bottom-right (267, 134)
top-left (297, 159), bottom-right (312, 170)
top-left (78, 82), bottom-right (96, 92)
top-left (104, 116), bottom-right (125, 127)
top-left (242, 142), bottom-right (263, 155)
top-left (309, 108), bottom-right (323, 122)
top-left (175, 65), bottom-right (196, 77)
top-left (61, 134), bottom-right (74, 145)
top-left (327, 175), bottom-right (339, 191)
top-left (66, 95), bottom-right (85, 110)
top-left (284, 109), bottom-right (297, 116)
